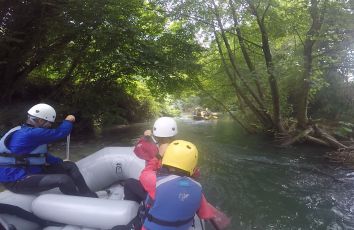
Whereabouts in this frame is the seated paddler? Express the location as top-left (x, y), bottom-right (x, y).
top-left (139, 140), bottom-right (215, 230)
top-left (0, 103), bottom-right (97, 197)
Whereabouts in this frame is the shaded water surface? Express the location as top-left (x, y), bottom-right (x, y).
top-left (51, 118), bottom-right (354, 230)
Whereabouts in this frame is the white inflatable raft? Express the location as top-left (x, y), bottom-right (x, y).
top-left (0, 147), bottom-right (205, 230)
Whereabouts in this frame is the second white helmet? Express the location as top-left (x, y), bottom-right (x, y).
top-left (153, 117), bottom-right (177, 137)
top-left (28, 103), bottom-right (56, 122)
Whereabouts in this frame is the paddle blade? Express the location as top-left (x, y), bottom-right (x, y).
top-left (209, 204), bottom-right (231, 230)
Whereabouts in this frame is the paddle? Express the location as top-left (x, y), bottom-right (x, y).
top-left (207, 203), bottom-right (231, 230)
top-left (65, 134), bottom-right (71, 161)
top-left (190, 169), bottom-right (231, 229)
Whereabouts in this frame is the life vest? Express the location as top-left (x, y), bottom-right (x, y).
top-left (143, 174), bottom-right (202, 230)
top-left (0, 126), bottom-right (47, 166)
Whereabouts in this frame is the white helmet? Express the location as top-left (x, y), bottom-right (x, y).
top-left (153, 117), bottom-right (177, 137)
top-left (28, 103), bottom-right (56, 122)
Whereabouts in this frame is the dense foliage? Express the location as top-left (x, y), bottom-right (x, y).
top-left (1, 0), bottom-right (353, 142)
top-left (154, 0), bottom-right (354, 145)
top-left (0, 0), bottom-right (201, 129)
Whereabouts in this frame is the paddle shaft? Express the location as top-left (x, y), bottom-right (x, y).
top-left (209, 219), bottom-right (221, 230)
top-left (66, 134), bottom-right (70, 160)
top-left (207, 204), bottom-right (231, 230)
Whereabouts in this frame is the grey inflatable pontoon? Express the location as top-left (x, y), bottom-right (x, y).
top-left (0, 147), bottom-right (205, 230)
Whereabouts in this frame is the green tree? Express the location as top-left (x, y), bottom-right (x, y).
top-left (0, 0), bottom-right (203, 130)
top-left (155, 0), bottom-right (354, 147)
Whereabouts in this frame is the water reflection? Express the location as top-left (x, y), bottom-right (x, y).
top-left (51, 118), bottom-right (354, 230)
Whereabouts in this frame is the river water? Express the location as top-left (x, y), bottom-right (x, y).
top-left (51, 117), bottom-right (354, 230)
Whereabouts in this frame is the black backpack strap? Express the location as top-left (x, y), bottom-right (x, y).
top-left (0, 204), bottom-right (47, 227)
top-left (0, 153), bottom-right (46, 166)
top-left (146, 213), bottom-right (194, 227)
top-left (0, 153), bottom-right (45, 158)
top-left (110, 215), bottom-right (143, 230)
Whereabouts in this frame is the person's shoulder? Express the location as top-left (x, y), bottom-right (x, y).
top-left (20, 125), bottom-right (50, 135)
top-left (14, 124), bottom-right (32, 133)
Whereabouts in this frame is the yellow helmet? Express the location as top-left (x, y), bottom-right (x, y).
top-left (162, 140), bottom-right (198, 176)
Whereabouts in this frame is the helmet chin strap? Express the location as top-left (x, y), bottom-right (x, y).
top-left (41, 121), bottom-right (52, 128)
top-left (151, 135), bottom-right (158, 144)
top-left (27, 115), bottom-right (39, 126)
top-left (27, 115), bottom-right (51, 128)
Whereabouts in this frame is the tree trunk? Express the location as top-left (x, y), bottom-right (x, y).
top-left (247, 0), bottom-right (286, 133)
top-left (47, 38), bottom-right (91, 100)
top-left (229, 0), bottom-right (264, 101)
top-left (211, 0), bottom-right (274, 129)
top-left (213, 29), bottom-right (273, 129)
top-left (296, 0), bottom-right (326, 129)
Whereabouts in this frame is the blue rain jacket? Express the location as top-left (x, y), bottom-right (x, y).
top-left (0, 121), bottom-right (73, 182)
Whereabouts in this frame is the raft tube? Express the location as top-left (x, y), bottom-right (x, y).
top-left (32, 194), bottom-right (139, 229)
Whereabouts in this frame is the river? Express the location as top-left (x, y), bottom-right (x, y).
top-left (51, 117), bottom-right (354, 230)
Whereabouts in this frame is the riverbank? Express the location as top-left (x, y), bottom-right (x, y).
top-left (1, 104), bottom-right (354, 165)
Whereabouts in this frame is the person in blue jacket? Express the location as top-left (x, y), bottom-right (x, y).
top-left (0, 103), bottom-right (97, 197)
